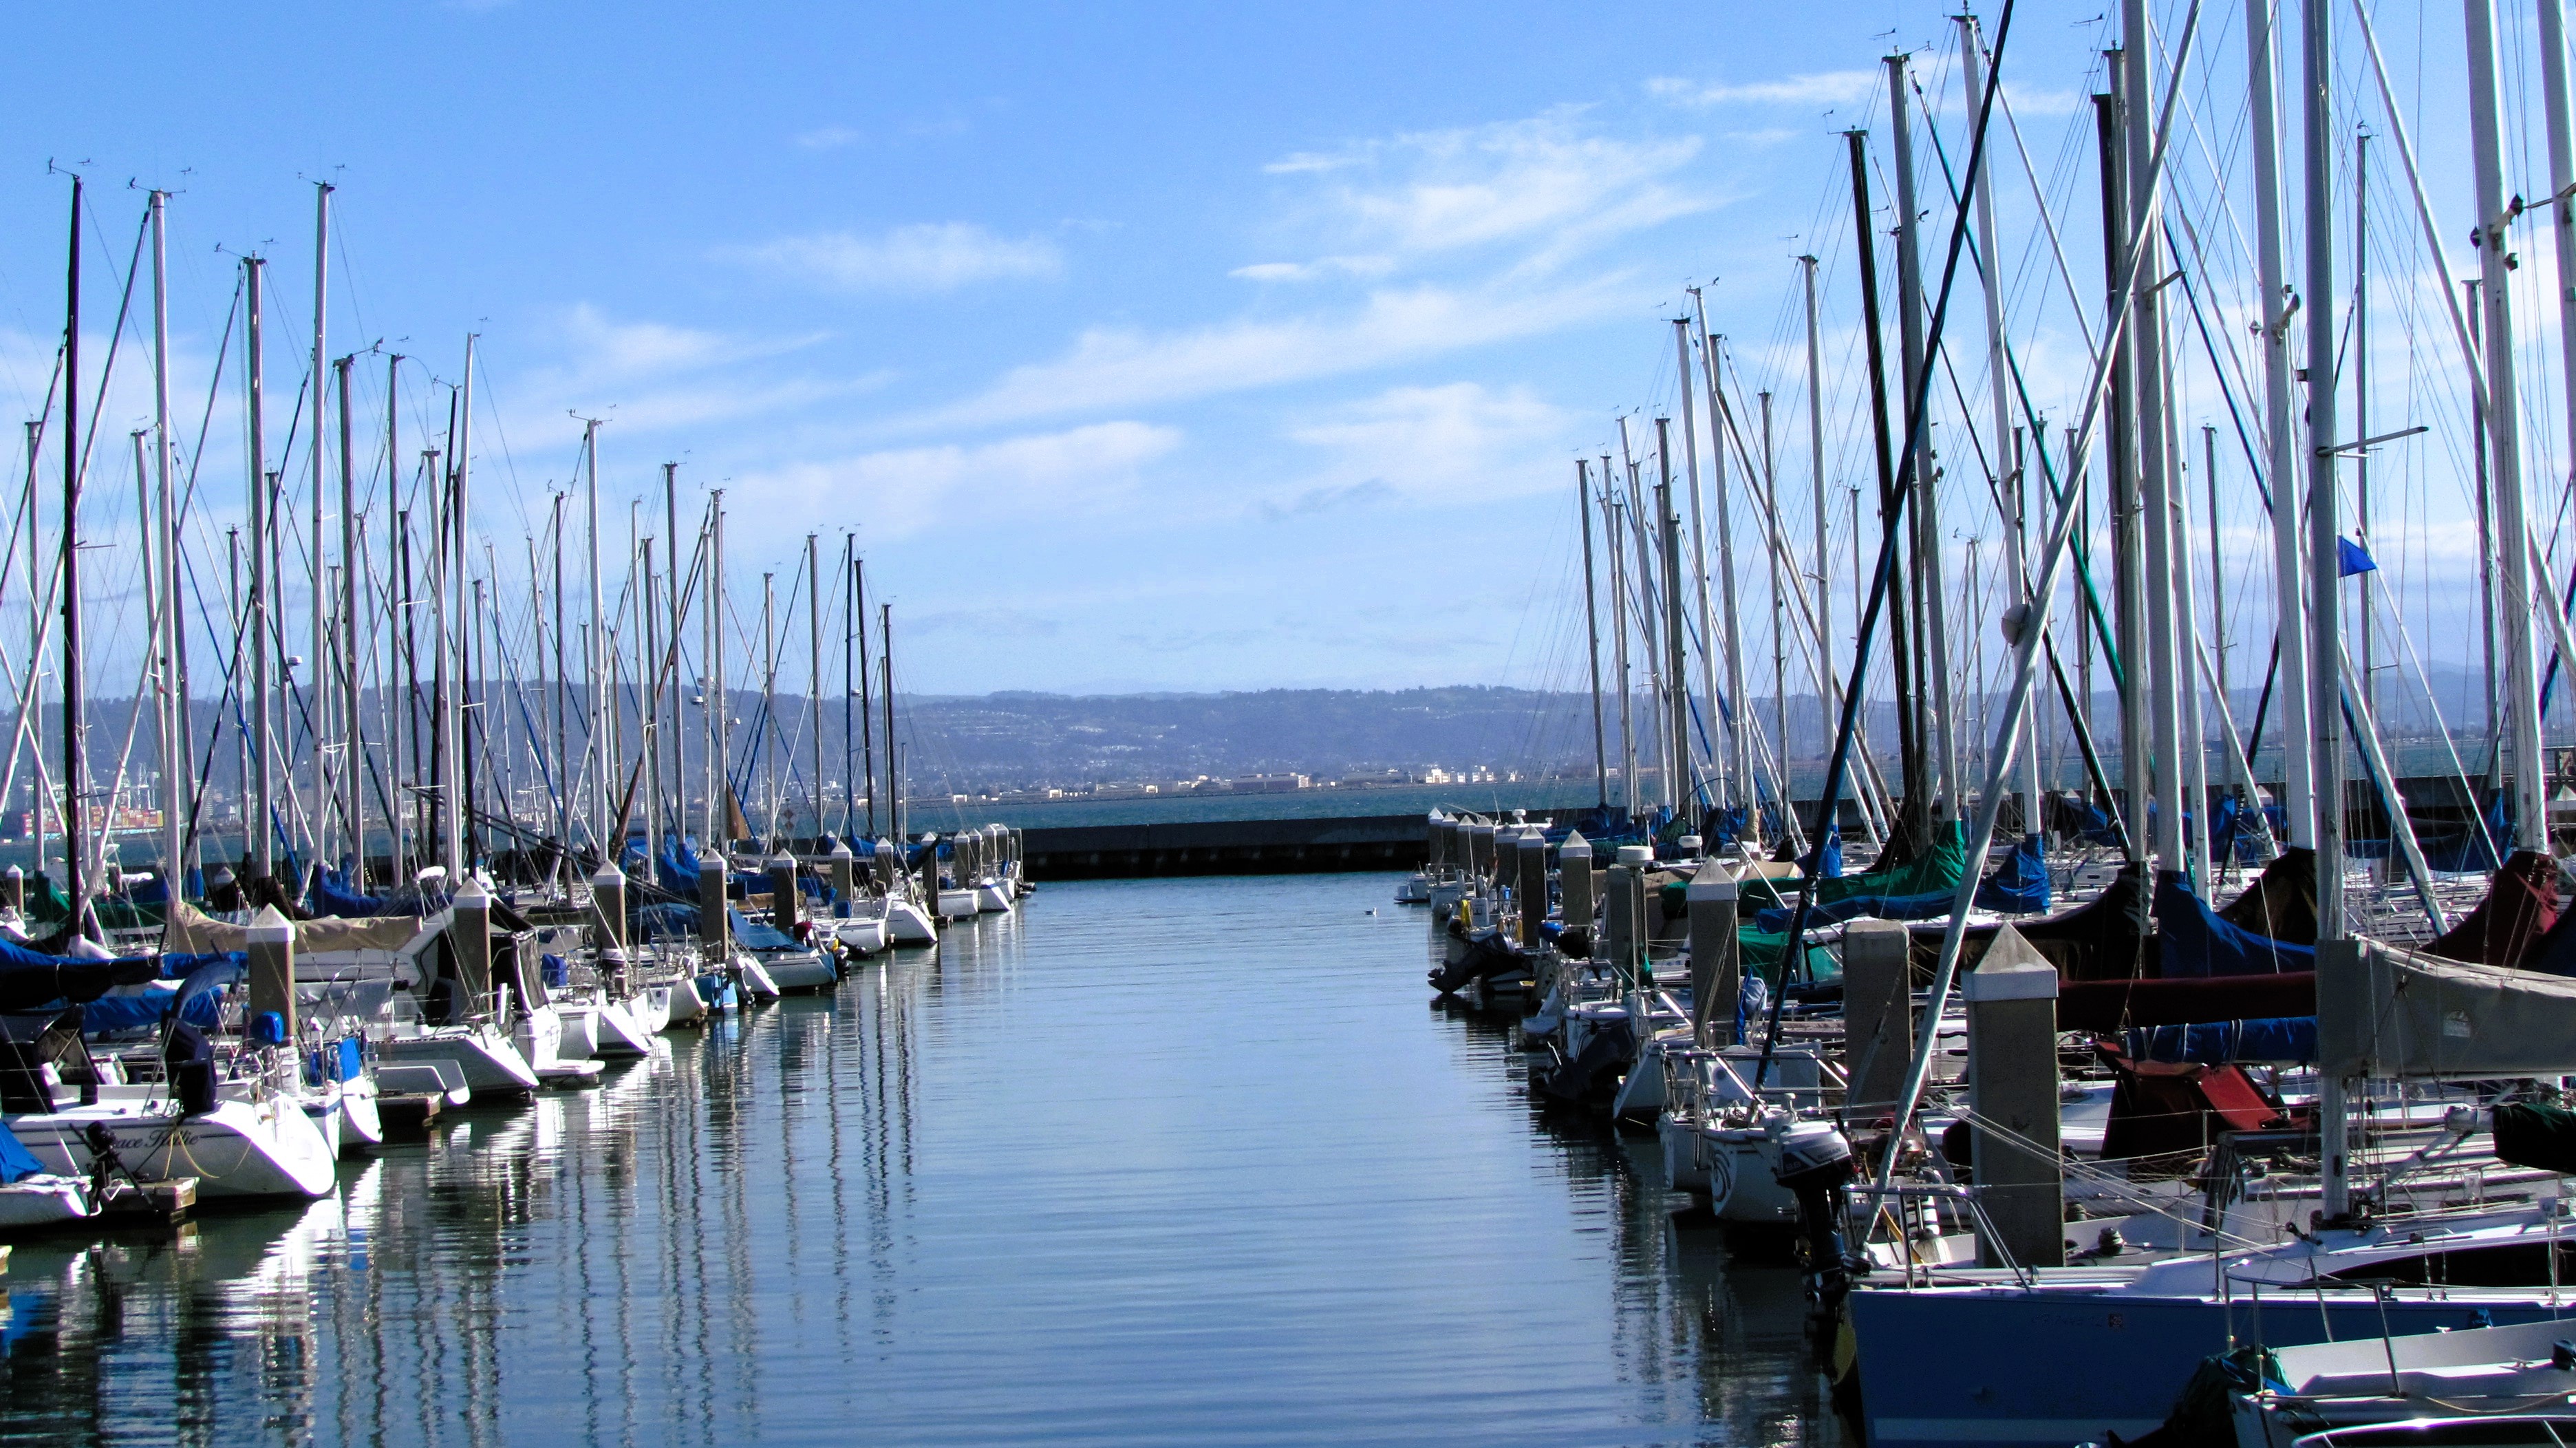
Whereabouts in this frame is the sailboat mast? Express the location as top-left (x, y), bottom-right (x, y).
top-left (855, 549), bottom-right (874, 839)
top-left (58, 177), bottom-right (85, 918)
top-left (582, 418), bottom-right (606, 864)
top-left (881, 603), bottom-right (897, 849)
top-left (337, 356), bottom-right (363, 880)
top-left (1960, 14), bottom-right (2042, 840)
top-left (806, 532), bottom-right (823, 844)
top-left (663, 463), bottom-right (683, 847)
top-left (1578, 460), bottom-right (1607, 808)
top-left (246, 254), bottom-right (272, 887)
top-left (2245, 0), bottom-right (2312, 847)
top-left (443, 339), bottom-right (473, 876)
top-left (1672, 317), bottom-right (1726, 816)
top-left (383, 357), bottom-right (405, 882)
top-left (2121, 1), bottom-right (2185, 877)
top-left (1695, 306), bottom-right (1757, 841)
top-left (1605, 458), bottom-right (1634, 813)
top-left (2464, 0), bottom-right (2545, 851)
top-left (1801, 256), bottom-right (1835, 798)
top-left (149, 189), bottom-right (184, 893)
top-left (1656, 419), bottom-right (1690, 822)
top-left (2299, 0), bottom-right (2352, 1220)
top-left (1887, 53), bottom-right (1960, 822)
top-left (309, 182), bottom-right (332, 875)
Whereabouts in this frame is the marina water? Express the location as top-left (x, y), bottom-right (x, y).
top-left (1, 873), bottom-right (1836, 1446)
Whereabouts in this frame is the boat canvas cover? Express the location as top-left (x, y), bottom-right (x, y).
top-left (2423, 849), bottom-right (2559, 971)
top-left (2319, 936), bottom-right (2576, 1080)
top-left (2493, 1101), bottom-right (2576, 1175)
top-left (2123, 1015), bottom-right (2316, 1065)
top-left (2059, 971), bottom-right (2315, 1031)
top-left (1744, 822), bottom-right (1963, 915)
top-left (0, 1117), bottom-right (40, 1184)
top-left (2154, 871), bottom-right (2312, 977)
top-left (2214, 847), bottom-right (2317, 944)
top-left (0, 939), bottom-right (158, 1011)
top-left (726, 908), bottom-right (797, 952)
top-left (162, 900), bottom-right (425, 956)
top-left (1972, 834), bottom-right (2050, 915)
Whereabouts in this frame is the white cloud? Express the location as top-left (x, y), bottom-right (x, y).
top-left (1646, 71), bottom-right (1880, 108)
top-left (917, 277), bottom-right (1634, 425)
top-left (1267, 381), bottom-right (1570, 514)
top-left (731, 420), bottom-right (1182, 537)
top-left (1229, 255), bottom-right (1395, 283)
top-left (1269, 109), bottom-right (1707, 263)
top-left (721, 223), bottom-right (1064, 294)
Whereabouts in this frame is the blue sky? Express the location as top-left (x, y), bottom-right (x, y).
top-left (0, 1), bottom-right (2535, 706)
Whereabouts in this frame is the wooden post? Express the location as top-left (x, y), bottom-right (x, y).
top-left (828, 836), bottom-right (856, 915)
top-left (246, 904), bottom-right (297, 1043)
top-left (1965, 924), bottom-right (2064, 1269)
top-left (1557, 831), bottom-right (1593, 948)
top-left (769, 850), bottom-right (800, 933)
top-left (1515, 831), bottom-right (1548, 945)
top-left (590, 860), bottom-right (627, 957)
top-left (1843, 919), bottom-right (1914, 1119)
top-left (699, 849), bottom-right (731, 957)
top-left (1686, 872), bottom-right (1739, 1047)
top-left (452, 875), bottom-right (493, 1021)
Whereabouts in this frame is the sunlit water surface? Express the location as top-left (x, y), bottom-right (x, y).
top-left (0, 873), bottom-right (1839, 1446)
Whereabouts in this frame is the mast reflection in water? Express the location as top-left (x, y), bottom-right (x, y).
top-left (0, 874), bottom-right (1836, 1446)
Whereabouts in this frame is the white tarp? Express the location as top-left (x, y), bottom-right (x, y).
top-left (2317, 935), bottom-right (2576, 1080)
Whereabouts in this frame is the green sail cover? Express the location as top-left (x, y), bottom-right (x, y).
top-left (1740, 821), bottom-right (1968, 914)
top-left (1737, 926), bottom-right (1838, 986)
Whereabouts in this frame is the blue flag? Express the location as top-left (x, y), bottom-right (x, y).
top-left (2337, 535), bottom-right (2378, 576)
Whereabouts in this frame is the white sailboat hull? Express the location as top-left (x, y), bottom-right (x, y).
top-left (886, 899), bottom-right (938, 944)
top-left (0, 1175), bottom-right (96, 1229)
top-left (381, 1023), bottom-right (540, 1096)
top-left (9, 1096), bottom-right (336, 1200)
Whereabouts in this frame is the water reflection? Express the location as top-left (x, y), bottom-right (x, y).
top-left (4, 877), bottom-right (1832, 1446)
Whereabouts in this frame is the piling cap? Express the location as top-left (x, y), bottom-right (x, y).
top-left (1686, 871), bottom-right (1739, 902)
top-left (4, 864), bottom-right (19, 880)
top-left (1615, 844), bottom-right (1654, 866)
top-left (1559, 830), bottom-right (1590, 858)
top-left (828, 837), bottom-right (854, 860)
top-left (1964, 925), bottom-right (2057, 1001)
top-left (699, 849), bottom-right (727, 873)
top-left (246, 904), bottom-right (294, 942)
top-left (454, 874), bottom-right (492, 908)
top-left (591, 860), bottom-right (627, 888)
top-left (771, 851), bottom-right (797, 870)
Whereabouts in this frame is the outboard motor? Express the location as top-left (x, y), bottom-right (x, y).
top-left (1772, 1120), bottom-right (1858, 1332)
top-left (164, 1020), bottom-right (217, 1117)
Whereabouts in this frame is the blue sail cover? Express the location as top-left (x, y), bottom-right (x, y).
top-left (727, 907), bottom-right (797, 952)
top-left (0, 1119), bottom-right (41, 1184)
top-left (2123, 1015), bottom-right (2317, 1065)
top-left (634, 903), bottom-right (700, 940)
top-left (2154, 871), bottom-right (2313, 977)
top-left (1974, 835), bottom-right (2052, 915)
top-left (1801, 828), bottom-right (1843, 882)
top-left (312, 866), bottom-right (391, 919)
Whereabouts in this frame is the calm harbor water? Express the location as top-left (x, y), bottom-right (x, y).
top-left (1, 873), bottom-right (1838, 1447)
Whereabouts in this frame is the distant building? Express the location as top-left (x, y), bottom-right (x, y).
top-left (1231, 772), bottom-right (1309, 794)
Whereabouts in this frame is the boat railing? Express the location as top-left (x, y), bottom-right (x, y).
top-left (1848, 1182), bottom-right (2035, 1289)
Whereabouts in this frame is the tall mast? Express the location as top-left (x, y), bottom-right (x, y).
top-left (880, 602), bottom-right (897, 847)
top-left (1697, 308), bottom-right (1757, 842)
top-left (2465, 0), bottom-right (2544, 851)
top-left (1846, 127), bottom-right (1920, 846)
top-left (2354, 131), bottom-right (2374, 717)
top-left (582, 418), bottom-right (606, 864)
top-left (806, 533), bottom-right (824, 843)
top-left (1655, 418), bottom-right (1690, 822)
top-left (246, 254), bottom-right (272, 887)
top-left (1762, 392), bottom-right (1789, 834)
top-left (856, 549), bottom-right (874, 838)
top-left (1801, 255), bottom-right (1835, 818)
top-left (1960, 14), bottom-right (2042, 840)
top-left (337, 356), bottom-right (363, 879)
top-left (840, 535), bottom-right (855, 836)
top-left (2543, 0), bottom-right (2576, 533)
top-left (663, 463), bottom-right (684, 845)
top-left (444, 339), bottom-right (473, 877)
top-left (309, 182), bottom-right (332, 874)
top-left (1672, 315), bottom-right (1726, 815)
top-left (2120, 8), bottom-right (2185, 877)
top-left (713, 494), bottom-right (729, 849)
top-left (58, 177), bottom-right (85, 919)
top-left (150, 189), bottom-right (185, 893)
top-left (2246, 0), bottom-right (2312, 847)
top-left (760, 572), bottom-right (777, 839)
top-left (2301, 0), bottom-right (2352, 1220)
top-left (550, 493), bottom-right (568, 871)
top-left (1887, 52), bottom-right (1959, 820)
top-left (2094, 87), bottom-right (2149, 866)
top-left (1607, 469), bottom-right (1636, 813)
top-left (383, 356), bottom-right (405, 882)
top-left (1578, 459), bottom-right (1608, 808)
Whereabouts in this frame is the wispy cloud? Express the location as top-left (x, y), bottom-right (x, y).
top-left (731, 420), bottom-right (1182, 536)
top-left (1267, 109), bottom-right (1707, 266)
top-left (720, 223), bottom-right (1063, 294)
top-left (1646, 71), bottom-right (1879, 108)
top-left (1229, 255), bottom-right (1395, 283)
top-left (1276, 381), bottom-right (1569, 509)
top-left (917, 277), bottom-right (1632, 426)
